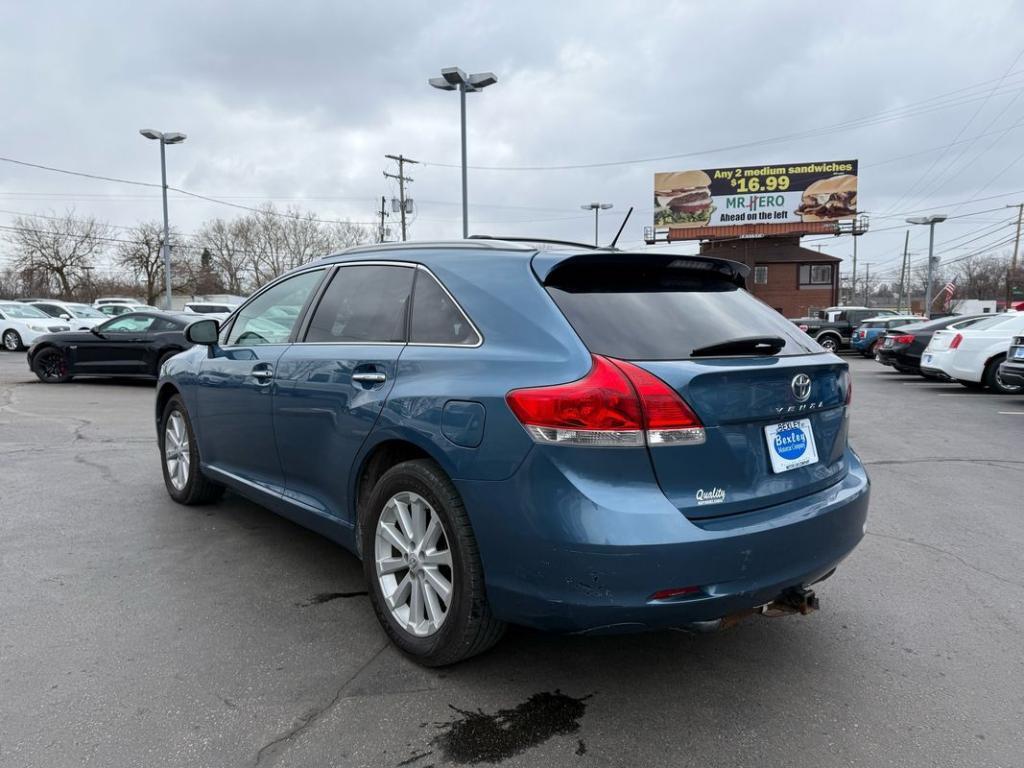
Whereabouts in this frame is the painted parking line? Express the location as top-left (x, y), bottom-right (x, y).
top-left (997, 411), bottom-right (1024, 415)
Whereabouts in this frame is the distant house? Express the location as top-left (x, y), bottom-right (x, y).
top-left (700, 236), bottom-right (840, 318)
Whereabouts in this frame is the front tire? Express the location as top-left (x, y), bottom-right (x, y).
top-left (361, 459), bottom-right (505, 666)
top-left (985, 357), bottom-right (1023, 395)
top-left (3, 329), bottom-right (23, 351)
top-left (31, 347), bottom-right (71, 383)
top-left (160, 395), bottom-right (224, 505)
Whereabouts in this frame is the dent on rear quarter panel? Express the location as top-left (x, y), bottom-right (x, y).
top-left (375, 249), bottom-right (593, 483)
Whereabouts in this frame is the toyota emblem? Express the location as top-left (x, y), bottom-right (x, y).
top-left (791, 373), bottom-right (812, 402)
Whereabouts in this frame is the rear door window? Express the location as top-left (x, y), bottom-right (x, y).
top-left (544, 256), bottom-right (820, 360)
top-left (409, 270), bottom-right (480, 345)
top-left (304, 265), bottom-right (414, 343)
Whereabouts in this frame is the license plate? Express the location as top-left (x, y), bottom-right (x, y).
top-left (883, 337), bottom-right (894, 348)
top-left (923, 354), bottom-right (933, 364)
top-left (1015, 347), bottom-right (1024, 359)
top-left (764, 419), bottom-right (819, 474)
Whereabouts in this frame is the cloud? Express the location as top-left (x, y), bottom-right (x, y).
top-left (2, 0), bottom-right (1023, 280)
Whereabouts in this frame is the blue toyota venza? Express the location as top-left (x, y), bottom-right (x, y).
top-left (156, 240), bottom-right (870, 665)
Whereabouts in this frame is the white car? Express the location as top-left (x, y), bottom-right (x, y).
top-left (95, 302), bottom-right (158, 317)
top-left (182, 301), bottom-right (238, 321)
top-left (94, 297), bottom-right (140, 306)
top-left (29, 300), bottom-right (108, 330)
top-left (0, 302), bottom-right (71, 351)
top-left (921, 311), bottom-right (1024, 393)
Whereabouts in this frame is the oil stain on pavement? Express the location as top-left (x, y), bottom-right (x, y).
top-left (427, 690), bottom-right (591, 764)
top-left (296, 591), bottom-right (368, 607)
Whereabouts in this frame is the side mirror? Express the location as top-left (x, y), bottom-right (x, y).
top-left (60, 313), bottom-right (73, 320)
top-left (185, 318), bottom-right (219, 345)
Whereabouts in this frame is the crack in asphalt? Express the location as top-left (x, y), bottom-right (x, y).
top-left (73, 453), bottom-right (121, 485)
top-left (253, 642), bottom-right (390, 766)
top-left (865, 457), bottom-right (1024, 467)
top-left (866, 530), bottom-right (1024, 589)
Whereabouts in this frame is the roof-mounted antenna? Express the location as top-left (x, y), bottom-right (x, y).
top-left (608, 206), bottom-right (633, 249)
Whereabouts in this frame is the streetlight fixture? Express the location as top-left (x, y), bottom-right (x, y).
top-left (139, 128), bottom-right (187, 309)
top-left (581, 202), bottom-right (613, 246)
top-left (906, 214), bottom-right (947, 317)
top-left (428, 67), bottom-right (498, 239)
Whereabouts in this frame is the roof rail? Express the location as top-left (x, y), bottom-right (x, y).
top-left (468, 235), bottom-right (604, 250)
top-left (332, 239), bottom-right (535, 258)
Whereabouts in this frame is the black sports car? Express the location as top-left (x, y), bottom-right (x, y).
top-left (874, 314), bottom-right (988, 375)
top-left (26, 311), bottom-right (198, 383)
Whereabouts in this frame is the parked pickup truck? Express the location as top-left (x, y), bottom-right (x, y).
top-left (789, 306), bottom-right (898, 352)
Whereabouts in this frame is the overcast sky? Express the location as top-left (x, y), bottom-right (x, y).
top-left (2, 0), bottom-right (1023, 285)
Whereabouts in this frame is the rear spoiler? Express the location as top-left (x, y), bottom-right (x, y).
top-left (531, 250), bottom-right (750, 288)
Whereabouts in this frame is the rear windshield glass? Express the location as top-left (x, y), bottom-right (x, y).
top-left (967, 314), bottom-right (1017, 331)
top-left (545, 258), bottom-right (821, 360)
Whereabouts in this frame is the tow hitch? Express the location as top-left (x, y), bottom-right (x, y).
top-left (680, 588), bottom-right (819, 633)
top-left (760, 587), bottom-right (819, 617)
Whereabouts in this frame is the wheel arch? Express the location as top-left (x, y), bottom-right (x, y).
top-left (155, 382), bottom-right (181, 436)
top-left (351, 433), bottom-right (458, 533)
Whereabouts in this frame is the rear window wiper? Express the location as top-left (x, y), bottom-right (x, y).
top-left (689, 335), bottom-right (786, 358)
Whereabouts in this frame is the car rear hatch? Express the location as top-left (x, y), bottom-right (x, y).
top-left (927, 329), bottom-right (956, 351)
top-left (535, 251), bottom-right (851, 520)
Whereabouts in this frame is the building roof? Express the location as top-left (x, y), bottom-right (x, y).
top-left (699, 236), bottom-right (841, 264)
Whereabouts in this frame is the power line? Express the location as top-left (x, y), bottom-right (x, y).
top-left (881, 47), bottom-right (1024, 214)
top-left (417, 75), bottom-right (1024, 171)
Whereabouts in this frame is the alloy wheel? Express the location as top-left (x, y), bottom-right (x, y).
top-left (164, 411), bottom-right (191, 491)
top-left (995, 368), bottom-right (1023, 394)
top-left (374, 491), bottom-right (454, 637)
top-left (36, 350), bottom-right (66, 380)
top-left (3, 331), bottom-right (19, 351)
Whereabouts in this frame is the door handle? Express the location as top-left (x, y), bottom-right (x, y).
top-left (251, 366), bottom-right (274, 383)
top-left (351, 371), bottom-right (387, 385)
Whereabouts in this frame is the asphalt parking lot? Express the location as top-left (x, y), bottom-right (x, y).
top-left (2, 351), bottom-right (1023, 768)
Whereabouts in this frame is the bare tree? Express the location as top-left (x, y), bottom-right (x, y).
top-left (5, 211), bottom-right (109, 297)
top-left (116, 221), bottom-right (186, 305)
top-left (194, 218), bottom-right (252, 295)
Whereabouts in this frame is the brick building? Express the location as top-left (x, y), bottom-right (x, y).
top-left (700, 236), bottom-right (840, 318)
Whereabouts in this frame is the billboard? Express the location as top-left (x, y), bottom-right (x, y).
top-left (654, 160), bottom-right (858, 232)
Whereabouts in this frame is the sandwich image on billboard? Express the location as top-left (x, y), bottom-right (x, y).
top-left (654, 160), bottom-right (858, 232)
top-left (794, 174), bottom-right (857, 221)
top-left (654, 170), bottom-right (714, 227)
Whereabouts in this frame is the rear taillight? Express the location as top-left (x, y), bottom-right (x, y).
top-left (506, 355), bottom-right (705, 447)
top-left (950, 333), bottom-right (963, 349)
top-left (894, 334), bottom-right (915, 344)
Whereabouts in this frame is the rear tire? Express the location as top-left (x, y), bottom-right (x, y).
top-left (3, 329), bottom-right (23, 351)
top-left (160, 395), bottom-right (224, 505)
top-left (31, 347), bottom-right (71, 383)
top-left (984, 356), bottom-right (1022, 395)
top-left (816, 334), bottom-right (840, 353)
top-left (361, 459), bottom-right (505, 666)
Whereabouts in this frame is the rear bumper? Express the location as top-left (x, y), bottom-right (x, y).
top-left (998, 360), bottom-right (1024, 386)
top-left (457, 448), bottom-right (870, 633)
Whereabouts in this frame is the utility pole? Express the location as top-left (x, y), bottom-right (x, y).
top-left (863, 263), bottom-right (870, 306)
top-left (377, 196), bottom-right (389, 244)
top-left (384, 154), bottom-right (418, 241)
top-left (1010, 203), bottom-right (1023, 272)
top-left (897, 231), bottom-right (909, 313)
top-left (851, 234), bottom-right (858, 304)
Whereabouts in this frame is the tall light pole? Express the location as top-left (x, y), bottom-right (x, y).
top-left (907, 214), bottom-right (947, 317)
top-left (428, 67), bottom-right (497, 239)
top-left (581, 202), bottom-right (613, 246)
top-left (139, 128), bottom-right (186, 309)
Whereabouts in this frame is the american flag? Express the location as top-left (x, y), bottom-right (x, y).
top-left (941, 276), bottom-right (958, 309)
